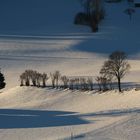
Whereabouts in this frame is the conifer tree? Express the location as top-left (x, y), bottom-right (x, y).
top-left (0, 71), bottom-right (6, 89)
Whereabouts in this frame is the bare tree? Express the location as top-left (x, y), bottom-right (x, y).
top-left (75, 78), bottom-right (80, 90)
top-left (101, 77), bottom-right (108, 91)
top-left (50, 72), bottom-right (55, 88)
top-left (96, 76), bottom-right (102, 91)
top-left (79, 0), bottom-right (104, 32)
top-left (80, 0), bottom-right (93, 17)
top-left (20, 70), bottom-right (32, 86)
top-left (54, 71), bottom-right (61, 88)
top-left (29, 70), bottom-right (37, 86)
top-left (80, 78), bottom-right (88, 90)
top-left (96, 76), bottom-right (108, 91)
top-left (36, 73), bottom-right (42, 87)
top-left (100, 51), bottom-right (130, 92)
top-left (20, 70), bottom-right (49, 88)
top-left (42, 73), bottom-right (49, 87)
top-left (24, 70), bottom-right (31, 86)
top-left (87, 77), bottom-right (93, 90)
top-left (100, 63), bottom-right (114, 90)
top-left (61, 76), bottom-right (69, 89)
top-left (50, 71), bottom-right (61, 88)
top-left (69, 79), bottom-right (75, 90)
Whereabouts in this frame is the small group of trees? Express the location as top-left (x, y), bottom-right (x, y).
top-left (96, 76), bottom-right (113, 91)
top-left (74, 0), bottom-right (105, 32)
top-left (61, 77), bottom-right (93, 90)
top-left (20, 70), bottom-right (49, 87)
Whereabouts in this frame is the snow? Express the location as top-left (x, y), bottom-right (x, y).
top-left (0, 0), bottom-right (140, 139)
top-left (0, 87), bottom-right (140, 140)
top-left (0, 0), bottom-right (140, 89)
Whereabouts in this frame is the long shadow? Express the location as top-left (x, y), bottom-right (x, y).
top-left (80, 108), bottom-right (140, 118)
top-left (0, 54), bottom-right (93, 62)
top-left (0, 109), bottom-right (89, 129)
top-left (71, 37), bottom-right (140, 55)
top-left (0, 35), bottom-right (92, 41)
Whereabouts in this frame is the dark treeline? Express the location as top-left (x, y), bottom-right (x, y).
top-left (19, 71), bottom-right (120, 92)
top-left (20, 51), bottom-right (131, 92)
top-left (20, 70), bottom-right (95, 91)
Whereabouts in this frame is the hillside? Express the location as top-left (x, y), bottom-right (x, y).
top-left (0, 0), bottom-right (140, 89)
top-left (0, 87), bottom-right (140, 140)
top-left (0, 0), bottom-right (140, 139)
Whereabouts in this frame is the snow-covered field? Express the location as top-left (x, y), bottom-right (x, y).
top-left (0, 87), bottom-right (140, 140)
top-left (0, 0), bottom-right (140, 139)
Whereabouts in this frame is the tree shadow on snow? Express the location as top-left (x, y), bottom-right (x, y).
top-left (0, 109), bottom-right (89, 129)
top-left (71, 38), bottom-right (140, 56)
top-left (80, 108), bottom-right (140, 118)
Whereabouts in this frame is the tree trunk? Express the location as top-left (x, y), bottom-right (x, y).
top-left (118, 77), bottom-right (121, 92)
top-left (43, 80), bottom-right (46, 87)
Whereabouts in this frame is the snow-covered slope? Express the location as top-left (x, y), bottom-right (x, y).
top-left (0, 0), bottom-right (86, 35)
top-left (0, 0), bottom-right (140, 139)
top-left (0, 0), bottom-right (140, 89)
top-left (0, 87), bottom-right (140, 140)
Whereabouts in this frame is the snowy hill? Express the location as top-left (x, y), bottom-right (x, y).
top-left (0, 87), bottom-right (140, 140)
top-left (0, 0), bottom-right (140, 139)
top-left (0, 0), bottom-right (140, 89)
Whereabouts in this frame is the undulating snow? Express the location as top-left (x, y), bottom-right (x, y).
top-left (0, 0), bottom-right (140, 139)
top-left (0, 87), bottom-right (140, 140)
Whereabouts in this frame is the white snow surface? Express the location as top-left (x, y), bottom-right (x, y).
top-left (0, 87), bottom-right (140, 140)
top-left (0, 0), bottom-right (140, 89)
top-left (0, 0), bottom-right (140, 139)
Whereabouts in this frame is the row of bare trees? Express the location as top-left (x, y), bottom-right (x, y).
top-left (19, 69), bottom-right (117, 91)
top-left (61, 77), bottom-right (94, 90)
top-left (20, 51), bottom-right (130, 92)
top-left (20, 70), bottom-right (94, 90)
top-left (20, 70), bottom-right (49, 87)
